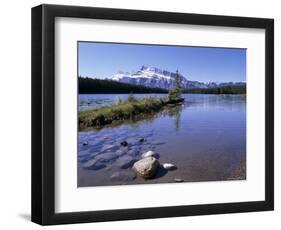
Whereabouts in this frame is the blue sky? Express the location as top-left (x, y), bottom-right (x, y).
top-left (78, 42), bottom-right (246, 83)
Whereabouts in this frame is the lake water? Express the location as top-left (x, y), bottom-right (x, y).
top-left (78, 94), bottom-right (246, 187)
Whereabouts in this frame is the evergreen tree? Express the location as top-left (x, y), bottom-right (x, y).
top-left (168, 70), bottom-right (182, 100)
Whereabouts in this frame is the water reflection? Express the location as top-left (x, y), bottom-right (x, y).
top-left (91, 102), bottom-right (185, 133)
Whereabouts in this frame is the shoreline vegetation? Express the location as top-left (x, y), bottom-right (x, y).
top-left (79, 95), bottom-right (184, 130)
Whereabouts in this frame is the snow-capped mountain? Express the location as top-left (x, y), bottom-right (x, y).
top-left (111, 66), bottom-right (245, 90)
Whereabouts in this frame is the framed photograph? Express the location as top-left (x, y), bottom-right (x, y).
top-left (31, 4), bottom-right (274, 225)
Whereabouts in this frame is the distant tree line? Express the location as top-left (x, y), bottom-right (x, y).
top-left (79, 77), bottom-right (168, 94)
top-left (79, 77), bottom-right (246, 95)
top-left (182, 85), bottom-right (246, 94)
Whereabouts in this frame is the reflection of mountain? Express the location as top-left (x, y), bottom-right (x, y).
top-left (111, 66), bottom-right (246, 90)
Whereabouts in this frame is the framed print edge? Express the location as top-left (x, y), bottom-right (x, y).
top-left (31, 4), bottom-right (43, 224)
top-left (31, 4), bottom-right (274, 225)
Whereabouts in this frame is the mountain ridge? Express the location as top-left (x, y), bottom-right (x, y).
top-left (110, 66), bottom-right (245, 90)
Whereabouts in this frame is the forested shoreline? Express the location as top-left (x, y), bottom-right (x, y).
top-left (79, 77), bottom-right (246, 95)
top-left (79, 77), bottom-right (168, 94)
top-left (183, 85), bottom-right (246, 94)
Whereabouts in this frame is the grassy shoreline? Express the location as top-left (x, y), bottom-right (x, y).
top-left (79, 96), bottom-right (184, 130)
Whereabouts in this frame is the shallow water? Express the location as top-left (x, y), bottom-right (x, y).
top-left (78, 94), bottom-right (246, 187)
top-left (79, 93), bottom-right (168, 111)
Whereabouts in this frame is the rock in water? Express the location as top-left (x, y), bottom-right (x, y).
top-left (82, 141), bottom-right (88, 146)
top-left (162, 163), bottom-right (177, 170)
top-left (132, 157), bottom-right (159, 179)
top-left (141, 150), bottom-right (156, 158)
top-left (174, 178), bottom-right (184, 182)
top-left (120, 141), bottom-right (128, 147)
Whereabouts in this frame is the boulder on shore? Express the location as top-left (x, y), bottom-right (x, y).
top-left (132, 157), bottom-right (159, 179)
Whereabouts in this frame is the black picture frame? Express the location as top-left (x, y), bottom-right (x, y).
top-left (31, 4), bottom-right (274, 225)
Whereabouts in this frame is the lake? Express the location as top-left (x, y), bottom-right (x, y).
top-left (78, 94), bottom-right (246, 187)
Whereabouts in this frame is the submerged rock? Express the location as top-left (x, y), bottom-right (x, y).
top-left (141, 150), bottom-right (157, 158)
top-left (115, 155), bottom-right (136, 169)
top-left (162, 163), bottom-right (177, 170)
top-left (132, 157), bottom-right (160, 179)
top-left (115, 149), bottom-right (127, 157)
top-left (100, 144), bottom-right (115, 152)
top-left (110, 171), bottom-right (137, 182)
top-left (95, 152), bottom-right (118, 163)
top-left (83, 159), bottom-right (106, 170)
